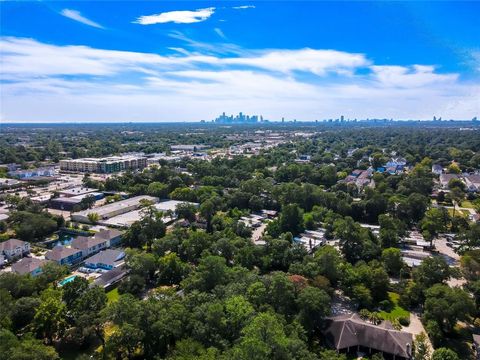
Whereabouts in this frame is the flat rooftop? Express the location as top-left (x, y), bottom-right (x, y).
top-left (58, 187), bottom-right (98, 196)
top-left (156, 200), bottom-right (199, 212)
top-left (73, 195), bottom-right (158, 218)
top-left (102, 200), bottom-right (197, 227)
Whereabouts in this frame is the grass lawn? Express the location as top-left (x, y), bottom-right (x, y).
top-left (106, 287), bottom-right (119, 303)
top-left (460, 200), bottom-right (474, 209)
top-left (378, 292), bottom-right (410, 322)
top-left (447, 208), bottom-right (466, 218)
top-left (461, 209), bottom-right (471, 217)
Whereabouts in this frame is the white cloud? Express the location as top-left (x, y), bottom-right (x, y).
top-left (370, 65), bottom-right (458, 88)
top-left (134, 7), bottom-right (215, 25)
top-left (232, 5), bottom-right (255, 10)
top-left (1, 36), bottom-right (478, 122)
top-left (223, 48), bottom-right (370, 75)
top-left (60, 9), bottom-right (104, 29)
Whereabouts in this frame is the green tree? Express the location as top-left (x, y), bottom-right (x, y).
top-left (413, 256), bottom-right (450, 290)
top-left (382, 248), bottom-right (404, 276)
top-left (147, 182), bottom-right (169, 198)
top-left (106, 323), bottom-right (144, 360)
top-left (267, 272), bottom-right (296, 316)
top-left (420, 208), bottom-right (448, 245)
top-left (432, 348), bottom-right (460, 360)
top-left (125, 249), bottom-right (157, 282)
top-left (62, 276), bottom-right (89, 310)
top-left (200, 199), bottom-right (216, 233)
top-left (231, 312), bottom-right (312, 360)
top-left (313, 245), bottom-right (344, 286)
top-left (73, 286), bottom-right (108, 352)
top-left (87, 212), bottom-right (99, 224)
top-left (296, 286), bottom-right (330, 335)
top-left (33, 288), bottom-right (67, 344)
top-left (351, 284), bottom-right (373, 309)
top-left (9, 336), bottom-right (60, 360)
top-left (279, 204), bottom-right (304, 236)
top-left (11, 296), bottom-right (40, 331)
top-left (157, 252), bottom-right (189, 285)
top-left (183, 255), bottom-right (230, 292)
top-left (447, 163), bottom-right (461, 174)
top-left (424, 284), bottom-right (475, 333)
top-left (225, 295), bottom-right (255, 340)
top-left (80, 194), bottom-right (96, 210)
top-left (176, 203), bottom-right (197, 223)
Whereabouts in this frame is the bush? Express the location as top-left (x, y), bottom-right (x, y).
top-left (379, 299), bottom-right (392, 312)
top-left (398, 316), bottom-right (410, 326)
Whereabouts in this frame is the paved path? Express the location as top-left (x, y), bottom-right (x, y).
top-left (251, 222), bottom-right (267, 243)
top-left (403, 313), bottom-right (434, 354)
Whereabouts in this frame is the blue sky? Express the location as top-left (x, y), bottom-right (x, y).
top-left (1, 1), bottom-right (479, 122)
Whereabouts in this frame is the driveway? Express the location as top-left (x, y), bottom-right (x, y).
top-left (434, 237), bottom-right (460, 264)
top-left (251, 222), bottom-right (267, 243)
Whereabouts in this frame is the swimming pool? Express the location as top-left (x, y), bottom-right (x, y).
top-left (43, 233), bottom-right (77, 249)
top-left (59, 275), bottom-right (77, 286)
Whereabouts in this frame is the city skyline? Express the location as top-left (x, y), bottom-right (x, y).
top-left (1, 1), bottom-right (479, 123)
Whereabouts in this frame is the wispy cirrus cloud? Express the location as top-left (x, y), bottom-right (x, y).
top-left (134, 7), bottom-right (215, 25)
top-left (60, 9), bottom-right (104, 29)
top-left (214, 28), bottom-right (227, 40)
top-left (233, 5), bottom-right (255, 10)
top-left (1, 36), bottom-right (478, 122)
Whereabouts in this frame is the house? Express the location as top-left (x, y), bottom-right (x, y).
top-left (45, 246), bottom-right (83, 266)
top-left (439, 174), bottom-right (460, 189)
top-left (12, 257), bottom-right (49, 276)
top-left (94, 228), bottom-right (124, 247)
top-left (432, 164), bottom-right (443, 175)
top-left (386, 157), bottom-right (407, 167)
top-left (295, 155), bottom-right (311, 163)
top-left (0, 239), bottom-right (30, 261)
top-left (93, 266), bottom-right (128, 289)
top-left (323, 313), bottom-right (413, 359)
top-left (295, 229), bottom-right (326, 253)
top-left (261, 209), bottom-right (278, 218)
top-left (465, 175), bottom-right (480, 192)
top-left (71, 236), bottom-right (108, 258)
top-left (84, 249), bottom-right (125, 270)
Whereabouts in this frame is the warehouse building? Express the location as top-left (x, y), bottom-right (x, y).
top-left (71, 195), bottom-right (158, 223)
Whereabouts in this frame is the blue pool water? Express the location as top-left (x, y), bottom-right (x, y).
top-left (59, 275), bottom-right (77, 286)
top-left (46, 233), bottom-right (76, 249)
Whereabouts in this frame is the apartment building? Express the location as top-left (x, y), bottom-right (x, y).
top-left (60, 155), bottom-right (147, 173)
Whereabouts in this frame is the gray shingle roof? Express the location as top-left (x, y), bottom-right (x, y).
top-left (84, 249), bottom-right (125, 267)
top-left (71, 236), bottom-right (107, 250)
top-left (12, 257), bottom-right (48, 275)
top-left (95, 229), bottom-right (123, 241)
top-left (46, 246), bottom-right (82, 261)
top-left (93, 266), bottom-right (127, 288)
top-left (323, 314), bottom-right (413, 358)
top-left (0, 239), bottom-right (28, 251)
